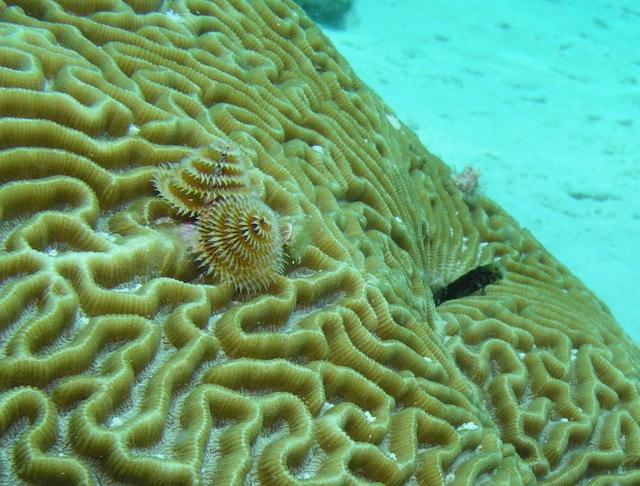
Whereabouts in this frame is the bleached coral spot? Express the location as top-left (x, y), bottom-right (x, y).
top-left (311, 145), bottom-right (324, 154)
top-left (97, 231), bottom-right (116, 242)
top-left (461, 236), bottom-right (469, 252)
top-left (388, 452), bottom-right (397, 461)
top-left (457, 422), bottom-right (479, 432)
top-left (108, 417), bottom-right (123, 428)
top-left (128, 124), bottom-right (140, 135)
top-left (320, 402), bottom-right (333, 414)
top-left (386, 114), bottom-right (401, 129)
top-left (207, 313), bottom-right (223, 331)
top-left (164, 9), bottom-right (185, 23)
top-left (114, 282), bottom-right (142, 293)
top-left (363, 410), bottom-right (375, 423)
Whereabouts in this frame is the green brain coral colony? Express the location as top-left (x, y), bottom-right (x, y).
top-left (0, 1), bottom-right (639, 485)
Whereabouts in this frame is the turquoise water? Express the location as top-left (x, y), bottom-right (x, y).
top-left (321, 0), bottom-right (640, 343)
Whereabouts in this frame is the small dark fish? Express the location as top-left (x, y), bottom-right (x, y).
top-left (433, 262), bottom-right (503, 305)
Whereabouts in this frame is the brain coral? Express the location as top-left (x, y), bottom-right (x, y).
top-left (0, 1), bottom-right (639, 485)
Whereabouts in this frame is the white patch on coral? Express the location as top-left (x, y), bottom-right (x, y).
top-left (386, 114), bottom-right (401, 129)
top-left (457, 422), bottom-right (479, 432)
top-left (164, 9), bottom-right (184, 23)
top-left (461, 236), bottom-right (469, 252)
top-left (518, 351), bottom-right (526, 359)
top-left (321, 402), bottom-right (333, 414)
top-left (363, 410), bottom-right (375, 423)
top-left (311, 145), bottom-right (324, 154)
top-left (108, 417), bottom-right (123, 428)
top-left (46, 248), bottom-right (58, 257)
top-left (153, 216), bottom-right (173, 225)
top-left (97, 231), bottom-right (116, 242)
top-left (571, 349), bottom-right (578, 361)
top-left (423, 356), bottom-right (432, 363)
top-left (114, 282), bottom-right (142, 293)
top-left (560, 418), bottom-right (569, 423)
top-left (394, 216), bottom-right (403, 223)
top-left (128, 124), bottom-right (140, 135)
top-left (388, 452), bottom-right (397, 461)
top-left (364, 273), bottom-right (379, 286)
top-left (207, 314), bottom-right (222, 332)
top-left (445, 472), bottom-right (455, 483)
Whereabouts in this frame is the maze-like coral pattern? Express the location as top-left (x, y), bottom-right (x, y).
top-left (1, 1), bottom-right (639, 485)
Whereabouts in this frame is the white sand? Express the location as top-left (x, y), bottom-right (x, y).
top-left (323, 0), bottom-right (639, 342)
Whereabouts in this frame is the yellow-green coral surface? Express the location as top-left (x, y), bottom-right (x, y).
top-left (1, 1), bottom-right (639, 485)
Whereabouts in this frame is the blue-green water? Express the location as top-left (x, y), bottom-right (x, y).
top-left (323, 0), bottom-right (640, 342)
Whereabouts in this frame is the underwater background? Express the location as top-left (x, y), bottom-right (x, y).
top-left (317, 0), bottom-right (640, 342)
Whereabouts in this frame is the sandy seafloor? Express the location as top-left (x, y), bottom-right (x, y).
top-left (321, 0), bottom-right (640, 343)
